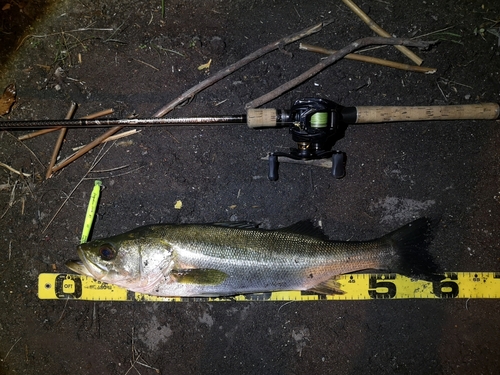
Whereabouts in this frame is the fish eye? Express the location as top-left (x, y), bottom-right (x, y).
top-left (99, 244), bottom-right (116, 261)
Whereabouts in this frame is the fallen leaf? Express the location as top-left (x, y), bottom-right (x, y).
top-left (0, 83), bottom-right (16, 116)
top-left (174, 200), bottom-right (183, 209)
top-left (197, 59), bottom-right (212, 70)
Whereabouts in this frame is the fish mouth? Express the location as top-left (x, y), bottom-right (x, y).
top-left (65, 259), bottom-right (93, 276)
top-left (65, 246), bottom-right (108, 280)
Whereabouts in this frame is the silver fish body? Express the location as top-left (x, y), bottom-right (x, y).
top-left (66, 218), bottom-right (440, 297)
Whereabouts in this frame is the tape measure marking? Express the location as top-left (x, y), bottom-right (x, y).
top-left (38, 272), bottom-right (500, 302)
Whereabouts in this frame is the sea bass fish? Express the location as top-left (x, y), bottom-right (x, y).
top-left (66, 218), bottom-right (441, 297)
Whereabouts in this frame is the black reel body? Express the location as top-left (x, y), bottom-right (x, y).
top-left (269, 98), bottom-right (347, 181)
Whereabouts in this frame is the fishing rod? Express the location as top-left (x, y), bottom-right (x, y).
top-left (2, 98), bottom-right (499, 180)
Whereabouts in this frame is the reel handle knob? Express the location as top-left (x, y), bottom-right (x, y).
top-left (268, 154), bottom-right (279, 181)
top-left (331, 152), bottom-right (346, 179)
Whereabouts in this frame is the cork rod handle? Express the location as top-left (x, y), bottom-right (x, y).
top-left (354, 103), bottom-right (500, 124)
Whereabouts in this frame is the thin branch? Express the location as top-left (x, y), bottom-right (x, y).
top-left (133, 58), bottom-right (159, 71)
top-left (299, 43), bottom-right (436, 74)
top-left (414, 25), bottom-right (456, 39)
top-left (16, 27), bottom-right (116, 51)
top-left (2, 337), bottom-right (21, 361)
top-left (51, 126), bottom-right (122, 174)
top-left (152, 18), bottom-right (334, 118)
top-left (42, 142), bottom-right (115, 233)
top-left (89, 164), bottom-right (129, 173)
top-left (100, 129), bottom-right (139, 143)
top-left (84, 165), bottom-right (145, 179)
top-left (0, 162), bottom-right (31, 177)
top-left (71, 129), bottom-right (139, 151)
top-left (1, 180), bottom-right (18, 219)
top-left (80, 108), bottom-right (115, 120)
top-left (245, 37), bottom-right (436, 109)
top-left (341, 0), bottom-right (423, 65)
top-left (18, 108), bottom-right (115, 140)
top-left (4, 132), bottom-right (44, 169)
top-left (46, 102), bottom-right (77, 179)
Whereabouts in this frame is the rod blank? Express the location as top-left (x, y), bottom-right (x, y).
top-left (0, 116), bottom-right (247, 130)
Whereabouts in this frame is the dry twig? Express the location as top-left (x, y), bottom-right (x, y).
top-left (71, 130), bottom-right (140, 152)
top-left (125, 327), bottom-right (160, 375)
top-left (16, 27), bottom-right (116, 51)
top-left (18, 108), bottom-right (115, 140)
top-left (4, 132), bottom-right (44, 169)
top-left (299, 43), bottom-right (436, 74)
top-left (46, 102), bottom-right (77, 179)
top-left (102, 129), bottom-right (139, 142)
top-left (341, 0), bottom-right (423, 65)
top-left (152, 18), bottom-right (334, 118)
top-left (1, 180), bottom-right (18, 219)
top-left (0, 162), bottom-right (31, 177)
top-left (246, 37), bottom-right (435, 109)
top-left (51, 126), bottom-right (122, 174)
top-left (2, 337), bottom-right (21, 361)
top-left (42, 142), bottom-right (115, 233)
top-left (85, 165), bottom-right (145, 180)
top-left (133, 58), bottom-right (159, 71)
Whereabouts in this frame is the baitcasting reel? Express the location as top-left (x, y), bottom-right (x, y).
top-left (252, 98), bottom-right (350, 181)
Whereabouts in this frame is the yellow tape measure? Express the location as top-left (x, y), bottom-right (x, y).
top-left (37, 272), bottom-right (500, 302)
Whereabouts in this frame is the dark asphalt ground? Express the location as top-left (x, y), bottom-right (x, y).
top-left (1, 0), bottom-right (499, 374)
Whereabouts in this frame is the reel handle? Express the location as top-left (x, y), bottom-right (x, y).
top-left (353, 103), bottom-right (500, 124)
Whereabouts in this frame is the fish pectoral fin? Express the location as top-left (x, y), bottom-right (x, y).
top-left (308, 277), bottom-right (346, 295)
top-left (170, 268), bottom-right (227, 285)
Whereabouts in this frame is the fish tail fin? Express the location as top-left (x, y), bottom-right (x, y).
top-left (382, 217), bottom-right (443, 281)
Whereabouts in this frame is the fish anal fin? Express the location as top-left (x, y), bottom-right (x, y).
top-left (170, 268), bottom-right (227, 285)
top-left (308, 277), bottom-right (346, 295)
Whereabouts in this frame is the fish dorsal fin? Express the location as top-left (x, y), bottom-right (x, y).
top-left (171, 269), bottom-right (228, 285)
top-left (308, 277), bottom-right (346, 295)
top-left (279, 220), bottom-right (330, 240)
top-left (211, 221), bottom-right (260, 230)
